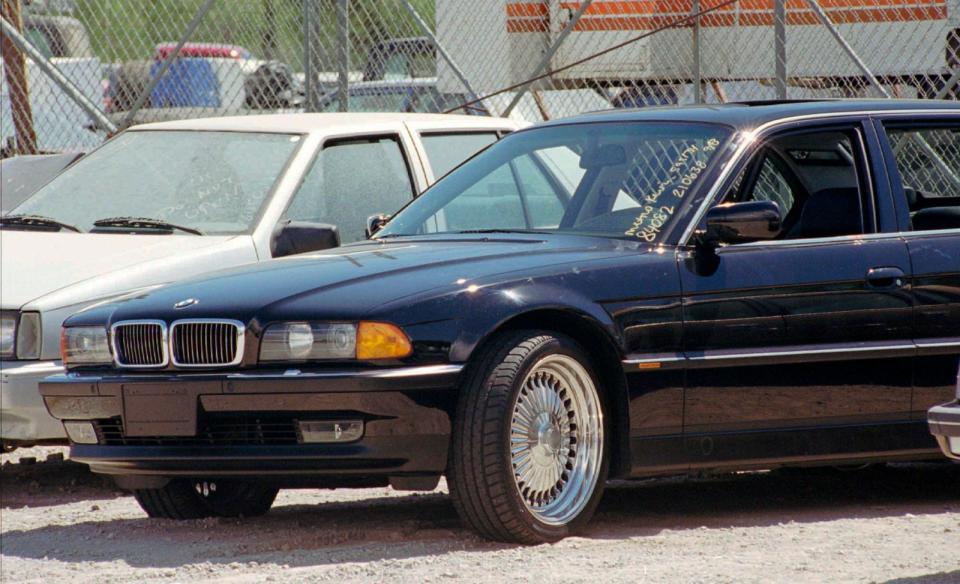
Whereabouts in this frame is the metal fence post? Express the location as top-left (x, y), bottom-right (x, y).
top-left (303, 0), bottom-right (313, 112)
top-left (692, 0), bottom-right (702, 104)
top-left (774, 0), bottom-right (787, 100)
top-left (336, 0), bottom-right (349, 112)
top-left (304, 0), bottom-right (324, 112)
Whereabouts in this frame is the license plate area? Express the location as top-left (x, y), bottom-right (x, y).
top-left (950, 436), bottom-right (960, 456)
top-left (121, 383), bottom-right (216, 437)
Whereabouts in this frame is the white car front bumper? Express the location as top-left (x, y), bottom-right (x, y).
top-left (1, 360), bottom-right (67, 444)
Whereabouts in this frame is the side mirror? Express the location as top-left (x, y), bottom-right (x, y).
top-left (271, 220), bottom-right (340, 258)
top-left (702, 200), bottom-right (782, 246)
top-left (366, 213), bottom-right (390, 239)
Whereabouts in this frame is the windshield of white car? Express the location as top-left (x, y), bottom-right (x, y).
top-left (11, 130), bottom-right (302, 234)
top-left (377, 122), bottom-right (731, 243)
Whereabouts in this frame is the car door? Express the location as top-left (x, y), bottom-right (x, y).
top-left (281, 133), bottom-right (419, 245)
top-left (679, 119), bottom-right (918, 467)
top-left (875, 114), bottom-right (960, 420)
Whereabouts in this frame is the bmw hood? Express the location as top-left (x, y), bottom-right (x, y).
top-left (94, 235), bottom-right (652, 324)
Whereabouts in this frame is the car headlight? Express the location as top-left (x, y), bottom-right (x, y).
top-left (259, 321), bottom-right (411, 362)
top-left (16, 312), bottom-right (41, 360)
top-left (0, 312), bottom-right (16, 359)
top-left (0, 311), bottom-right (43, 360)
top-left (61, 326), bottom-right (112, 366)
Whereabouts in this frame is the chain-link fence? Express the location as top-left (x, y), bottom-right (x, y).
top-left (2, 0), bottom-right (958, 155)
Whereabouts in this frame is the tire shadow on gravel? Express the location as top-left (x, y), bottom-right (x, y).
top-left (0, 462), bottom-right (956, 569)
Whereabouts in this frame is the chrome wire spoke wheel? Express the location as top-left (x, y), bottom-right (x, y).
top-left (510, 353), bottom-right (603, 526)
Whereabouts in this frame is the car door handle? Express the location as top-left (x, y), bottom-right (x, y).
top-left (865, 267), bottom-right (906, 289)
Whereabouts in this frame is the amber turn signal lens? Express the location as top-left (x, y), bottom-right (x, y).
top-left (356, 321), bottom-right (412, 360)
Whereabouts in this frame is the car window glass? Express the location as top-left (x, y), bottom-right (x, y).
top-left (285, 136), bottom-right (414, 243)
top-left (750, 157), bottom-right (797, 212)
top-left (884, 125), bottom-right (960, 232)
top-left (536, 146), bottom-right (585, 193)
top-left (724, 130), bottom-right (865, 240)
top-left (380, 122), bottom-right (731, 242)
top-left (13, 131), bottom-right (300, 234)
top-left (421, 133), bottom-right (498, 179)
top-left (441, 163), bottom-right (525, 231)
top-left (511, 154), bottom-right (566, 228)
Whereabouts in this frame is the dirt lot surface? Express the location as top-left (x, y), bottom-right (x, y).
top-left (1, 447), bottom-right (958, 584)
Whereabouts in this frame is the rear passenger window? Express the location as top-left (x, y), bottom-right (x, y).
top-left (884, 125), bottom-right (960, 231)
top-left (421, 133), bottom-right (499, 180)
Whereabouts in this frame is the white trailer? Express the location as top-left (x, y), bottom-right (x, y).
top-left (438, 0), bottom-right (959, 102)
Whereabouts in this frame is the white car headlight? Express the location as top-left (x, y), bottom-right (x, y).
top-left (259, 322), bottom-right (357, 362)
top-left (15, 312), bottom-right (41, 360)
top-left (0, 312), bottom-right (16, 358)
top-left (61, 326), bottom-right (112, 366)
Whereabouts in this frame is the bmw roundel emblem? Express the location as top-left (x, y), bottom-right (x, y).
top-left (174, 298), bottom-right (199, 309)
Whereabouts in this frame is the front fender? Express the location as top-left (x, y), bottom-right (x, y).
top-left (444, 281), bottom-right (621, 363)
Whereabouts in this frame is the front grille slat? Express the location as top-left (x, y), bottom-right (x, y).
top-left (171, 320), bottom-right (242, 367)
top-left (113, 322), bottom-right (166, 367)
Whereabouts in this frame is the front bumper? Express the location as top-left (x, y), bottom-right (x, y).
top-left (928, 401), bottom-right (960, 461)
top-left (1, 360), bottom-right (68, 444)
top-left (40, 364), bottom-right (462, 484)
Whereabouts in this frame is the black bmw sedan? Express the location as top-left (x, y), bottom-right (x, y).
top-left (41, 100), bottom-right (960, 543)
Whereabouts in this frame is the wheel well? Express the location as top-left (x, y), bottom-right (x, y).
top-left (486, 309), bottom-right (632, 479)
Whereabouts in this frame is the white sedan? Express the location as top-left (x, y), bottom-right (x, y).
top-left (0, 112), bottom-right (523, 448)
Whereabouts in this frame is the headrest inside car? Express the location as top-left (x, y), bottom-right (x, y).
top-left (912, 207), bottom-right (960, 231)
top-left (796, 187), bottom-right (863, 238)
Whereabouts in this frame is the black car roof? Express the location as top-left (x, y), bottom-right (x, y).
top-left (541, 99), bottom-right (960, 131)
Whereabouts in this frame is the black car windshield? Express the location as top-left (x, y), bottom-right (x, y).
top-left (11, 130), bottom-right (302, 234)
top-left (377, 121), bottom-right (731, 243)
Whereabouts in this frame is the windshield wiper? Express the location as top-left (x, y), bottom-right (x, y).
top-left (0, 214), bottom-right (82, 233)
top-left (93, 217), bottom-right (203, 235)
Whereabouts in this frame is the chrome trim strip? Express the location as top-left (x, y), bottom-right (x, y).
top-left (900, 227), bottom-right (960, 238)
top-left (110, 320), bottom-right (168, 369)
top-left (722, 229), bottom-right (960, 250)
top-left (678, 108), bottom-right (960, 246)
top-left (622, 341), bottom-right (932, 369)
top-left (728, 231), bottom-right (903, 249)
top-left (916, 337), bottom-right (960, 349)
top-left (226, 363), bottom-right (464, 380)
top-left (690, 343), bottom-right (915, 362)
top-left (169, 319), bottom-right (246, 369)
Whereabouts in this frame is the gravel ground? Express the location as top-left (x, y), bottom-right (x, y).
top-left (1, 446), bottom-right (958, 584)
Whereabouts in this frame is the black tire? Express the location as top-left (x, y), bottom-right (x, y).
top-left (134, 479), bottom-right (278, 519)
top-left (448, 330), bottom-right (609, 544)
top-left (134, 480), bottom-right (210, 519)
